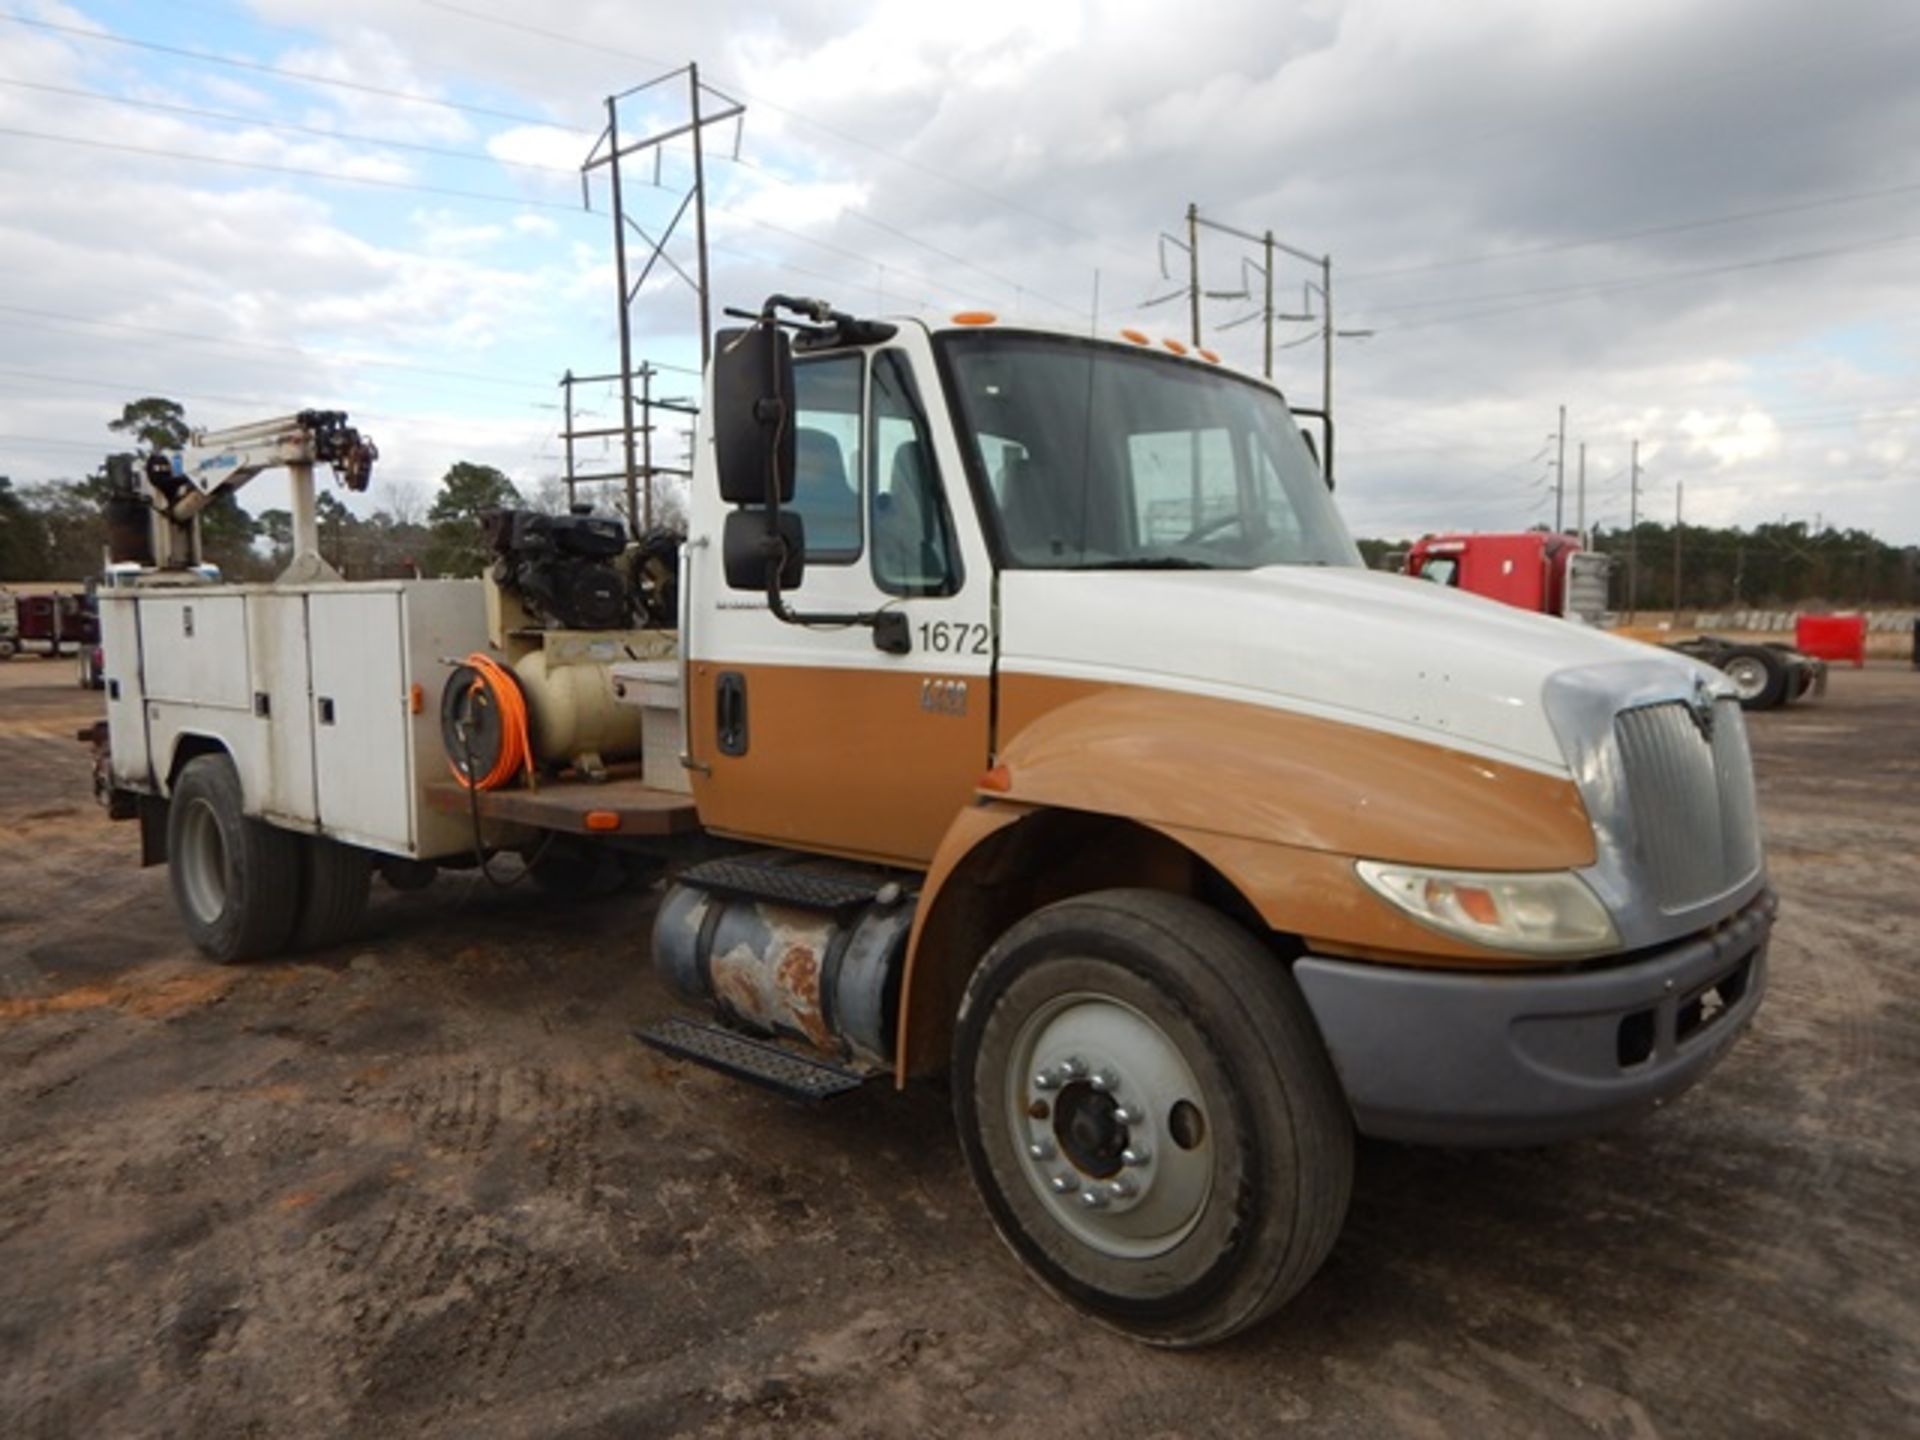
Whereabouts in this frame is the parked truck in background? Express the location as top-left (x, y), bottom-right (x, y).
top-left (1405, 530), bottom-right (1825, 710)
top-left (93, 298), bottom-right (1773, 1347)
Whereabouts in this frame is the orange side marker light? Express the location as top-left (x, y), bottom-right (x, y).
top-left (979, 765), bottom-right (1013, 793)
top-left (584, 810), bottom-right (621, 832)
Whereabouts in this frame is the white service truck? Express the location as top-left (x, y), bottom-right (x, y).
top-left (96, 297), bottom-right (1773, 1347)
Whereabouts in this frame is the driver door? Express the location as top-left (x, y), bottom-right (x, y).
top-left (688, 336), bottom-right (995, 867)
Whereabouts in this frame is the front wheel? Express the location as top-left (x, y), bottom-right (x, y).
top-left (952, 890), bottom-right (1353, 1347)
top-left (1721, 647), bottom-right (1786, 710)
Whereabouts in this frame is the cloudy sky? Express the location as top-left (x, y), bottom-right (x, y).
top-left (2, 0), bottom-right (1917, 542)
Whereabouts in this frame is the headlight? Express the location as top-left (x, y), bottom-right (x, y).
top-left (1355, 861), bottom-right (1619, 957)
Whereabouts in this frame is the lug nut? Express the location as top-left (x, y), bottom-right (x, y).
top-left (1108, 1178), bottom-right (1137, 1200)
top-left (1120, 1146), bottom-right (1150, 1167)
top-left (1049, 1173), bottom-right (1079, 1194)
top-left (1027, 1139), bottom-right (1056, 1162)
top-left (1089, 1069), bottom-right (1118, 1092)
top-left (1033, 1068), bottom-right (1062, 1092)
top-left (1078, 1190), bottom-right (1110, 1210)
top-left (1064, 1056), bottom-right (1088, 1079)
top-left (1113, 1104), bottom-right (1144, 1126)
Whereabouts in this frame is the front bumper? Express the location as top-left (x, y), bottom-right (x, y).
top-left (1294, 890), bottom-right (1774, 1147)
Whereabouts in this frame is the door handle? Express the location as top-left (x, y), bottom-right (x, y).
top-left (715, 671), bottom-right (748, 757)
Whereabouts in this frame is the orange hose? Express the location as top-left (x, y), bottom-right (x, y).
top-left (449, 652), bottom-right (532, 791)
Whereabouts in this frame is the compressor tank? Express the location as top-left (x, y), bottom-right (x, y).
top-left (509, 630), bottom-right (658, 773)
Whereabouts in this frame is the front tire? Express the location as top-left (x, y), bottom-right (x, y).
top-left (167, 754), bottom-right (301, 963)
top-left (952, 890), bottom-right (1353, 1347)
top-left (1721, 646), bottom-right (1786, 710)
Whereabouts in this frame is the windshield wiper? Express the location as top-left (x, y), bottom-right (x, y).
top-left (1065, 557), bottom-right (1218, 571)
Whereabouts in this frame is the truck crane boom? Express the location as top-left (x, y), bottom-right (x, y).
top-left (117, 409), bottom-right (377, 582)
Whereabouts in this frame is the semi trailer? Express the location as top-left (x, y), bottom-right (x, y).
top-left (94, 298), bottom-right (1773, 1347)
top-left (1403, 530), bottom-right (1825, 710)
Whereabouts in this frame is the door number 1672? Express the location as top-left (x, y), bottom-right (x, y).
top-left (917, 621), bottom-right (989, 655)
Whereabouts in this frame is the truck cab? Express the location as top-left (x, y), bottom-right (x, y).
top-left (97, 303), bottom-right (1774, 1348)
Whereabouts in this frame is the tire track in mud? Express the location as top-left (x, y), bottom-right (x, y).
top-left (302, 1060), bottom-right (616, 1424)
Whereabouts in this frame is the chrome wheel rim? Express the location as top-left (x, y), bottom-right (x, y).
top-left (177, 798), bottom-right (228, 924)
top-left (1722, 655), bottom-right (1768, 700)
top-left (1005, 990), bottom-right (1213, 1260)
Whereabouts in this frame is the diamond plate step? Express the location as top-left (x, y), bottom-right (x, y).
top-left (676, 855), bottom-right (885, 913)
top-left (635, 1017), bottom-right (872, 1102)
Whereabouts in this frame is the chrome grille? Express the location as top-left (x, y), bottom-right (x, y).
top-left (1614, 698), bottom-right (1763, 911)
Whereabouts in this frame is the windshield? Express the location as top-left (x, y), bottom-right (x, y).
top-left (939, 332), bottom-right (1362, 571)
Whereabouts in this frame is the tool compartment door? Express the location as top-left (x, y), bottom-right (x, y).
top-left (307, 588), bottom-right (413, 852)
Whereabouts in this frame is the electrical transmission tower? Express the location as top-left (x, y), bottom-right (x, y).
top-left (575, 64), bottom-right (744, 530)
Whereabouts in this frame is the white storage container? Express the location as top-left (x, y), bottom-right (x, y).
top-left (611, 660), bottom-right (690, 795)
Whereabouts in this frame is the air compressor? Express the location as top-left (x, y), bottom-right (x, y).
top-left (441, 508), bottom-right (680, 786)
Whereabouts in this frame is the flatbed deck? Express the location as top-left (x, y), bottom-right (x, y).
top-left (423, 773), bottom-right (701, 836)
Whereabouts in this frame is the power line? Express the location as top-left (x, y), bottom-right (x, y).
top-left (1378, 229), bottom-right (1920, 332)
top-left (0, 13), bottom-right (591, 133)
top-left (0, 76), bottom-right (578, 174)
top-left (1348, 175), bottom-right (1920, 283)
top-left (0, 302), bottom-right (555, 392)
top-left (0, 125), bottom-right (593, 213)
top-left (406, 0), bottom-right (1139, 263)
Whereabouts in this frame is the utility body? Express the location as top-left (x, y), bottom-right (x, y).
top-left (96, 301), bottom-right (1773, 1346)
top-left (1405, 529), bottom-right (1825, 710)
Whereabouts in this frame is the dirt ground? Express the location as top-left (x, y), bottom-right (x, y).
top-left (0, 655), bottom-right (1914, 1440)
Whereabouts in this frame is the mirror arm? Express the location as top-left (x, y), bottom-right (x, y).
top-left (743, 295), bottom-right (911, 655)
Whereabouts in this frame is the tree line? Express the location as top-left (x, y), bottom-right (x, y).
top-left (1360, 521), bottom-right (1920, 610)
top-left (0, 398), bottom-right (680, 584)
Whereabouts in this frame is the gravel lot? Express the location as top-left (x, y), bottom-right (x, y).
top-left (1, 655), bottom-right (1914, 1438)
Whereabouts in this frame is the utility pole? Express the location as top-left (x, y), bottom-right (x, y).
top-left (1576, 441), bottom-right (1587, 547)
top-left (639, 362), bottom-right (654, 529)
top-left (688, 62), bottom-right (713, 367)
top-left (1185, 203), bottom-right (1201, 348)
top-left (601, 93), bottom-right (639, 528)
top-left (1262, 231), bottom-right (1275, 379)
top-left (1319, 253), bottom-right (1334, 427)
top-left (1673, 480), bottom-right (1685, 620)
top-left (561, 369), bottom-right (578, 512)
top-left (581, 64), bottom-right (743, 527)
top-left (1553, 405), bottom-right (1567, 533)
top-left (1626, 438), bottom-right (1640, 621)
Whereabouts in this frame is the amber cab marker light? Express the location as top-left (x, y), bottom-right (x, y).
top-left (584, 810), bottom-right (621, 833)
top-left (951, 310), bottom-right (998, 326)
top-left (1120, 328), bottom-right (1150, 345)
top-left (1162, 337), bottom-right (1189, 356)
top-left (1198, 347), bottom-right (1221, 363)
top-left (979, 765), bottom-right (1013, 793)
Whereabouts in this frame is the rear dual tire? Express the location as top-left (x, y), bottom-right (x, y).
top-left (952, 890), bottom-right (1353, 1348)
top-left (168, 754), bottom-right (372, 963)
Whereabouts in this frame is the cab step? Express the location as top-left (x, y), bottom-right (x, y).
top-left (675, 853), bottom-right (893, 914)
top-left (635, 1016), bottom-right (873, 1102)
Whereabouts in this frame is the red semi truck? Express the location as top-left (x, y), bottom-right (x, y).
top-left (1404, 531), bottom-right (1824, 711)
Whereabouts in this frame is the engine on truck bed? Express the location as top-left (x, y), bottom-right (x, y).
top-left (485, 508), bottom-right (633, 630)
top-left (484, 508), bottom-right (683, 631)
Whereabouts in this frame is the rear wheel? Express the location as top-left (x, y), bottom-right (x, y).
top-left (293, 836), bottom-right (372, 951)
top-left (167, 753), bottom-right (301, 963)
top-left (1721, 647), bottom-right (1786, 710)
top-left (953, 890), bottom-right (1353, 1347)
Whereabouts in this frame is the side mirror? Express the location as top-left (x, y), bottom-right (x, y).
top-left (723, 509), bottom-right (806, 592)
top-left (714, 325), bottom-right (796, 506)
